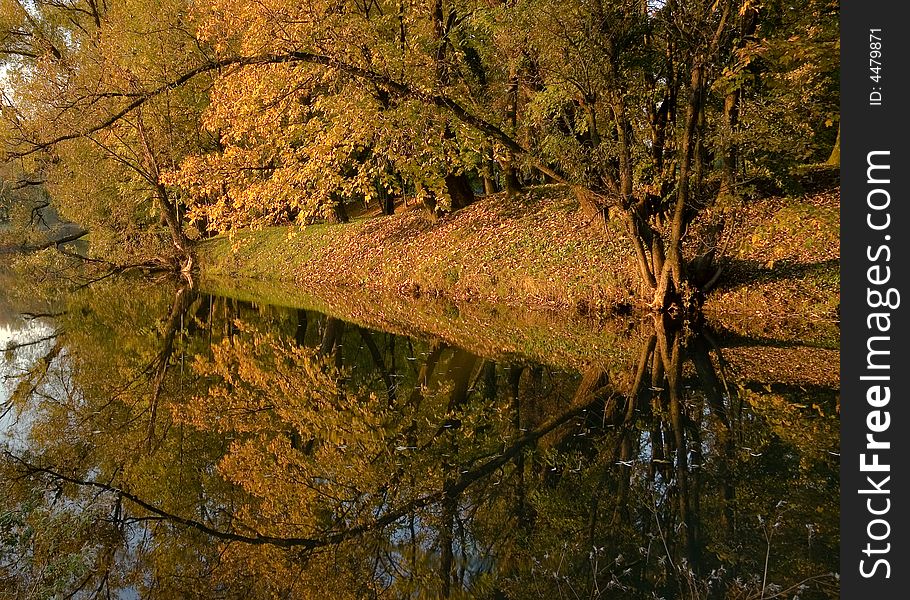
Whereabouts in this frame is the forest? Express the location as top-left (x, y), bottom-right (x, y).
top-left (0, 1), bottom-right (842, 597)
top-left (0, 0), bottom-right (839, 311)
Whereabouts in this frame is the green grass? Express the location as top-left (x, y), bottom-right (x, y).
top-left (199, 185), bottom-right (639, 313)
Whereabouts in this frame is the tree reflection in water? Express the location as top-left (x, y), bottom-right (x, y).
top-left (1, 279), bottom-right (839, 599)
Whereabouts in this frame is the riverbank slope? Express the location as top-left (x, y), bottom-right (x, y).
top-left (199, 181), bottom-right (839, 327)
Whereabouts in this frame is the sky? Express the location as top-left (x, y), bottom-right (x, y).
top-left (1, 316), bottom-right (56, 450)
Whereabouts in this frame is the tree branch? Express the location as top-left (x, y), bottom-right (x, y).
top-left (8, 51), bottom-right (568, 183)
top-left (0, 227), bottom-right (88, 255)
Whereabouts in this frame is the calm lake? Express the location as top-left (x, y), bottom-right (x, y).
top-left (1, 274), bottom-right (839, 598)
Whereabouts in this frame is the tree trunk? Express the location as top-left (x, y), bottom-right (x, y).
top-left (827, 121), bottom-right (840, 166)
top-left (503, 60), bottom-right (523, 195)
top-left (422, 192), bottom-right (439, 218)
top-left (483, 150), bottom-right (498, 195)
top-left (439, 488), bottom-right (456, 598)
top-left (501, 160), bottom-right (522, 196)
top-left (653, 62), bottom-right (705, 309)
top-left (444, 173), bottom-right (475, 210)
top-left (147, 284), bottom-right (195, 452)
top-left (327, 196), bottom-right (350, 223)
top-left (378, 184), bottom-right (396, 215)
top-left (656, 319), bottom-right (702, 572)
top-left (718, 89), bottom-right (740, 202)
top-left (718, 7), bottom-right (758, 202)
top-left (154, 185), bottom-right (193, 271)
top-left (482, 175), bottom-right (496, 196)
top-left (359, 327), bottom-right (397, 406)
top-left (318, 317), bottom-right (344, 356)
top-left (295, 309), bottom-right (309, 346)
top-left (137, 113), bottom-right (193, 271)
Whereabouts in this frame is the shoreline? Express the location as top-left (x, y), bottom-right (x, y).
top-left (198, 183), bottom-right (840, 329)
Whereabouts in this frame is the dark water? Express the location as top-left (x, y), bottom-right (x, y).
top-left (0, 277), bottom-right (839, 599)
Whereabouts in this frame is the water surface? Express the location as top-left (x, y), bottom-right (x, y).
top-left (0, 276), bottom-right (839, 598)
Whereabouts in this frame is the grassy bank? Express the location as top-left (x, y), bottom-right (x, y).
top-left (703, 183), bottom-right (839, 339)
top-left (199, 185), bottom-right (640, 311)
top-left (199, 181), bottom-right (839, 327)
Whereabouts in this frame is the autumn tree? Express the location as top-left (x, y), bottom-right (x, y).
top-left (167, 0), bottom-right (508, 229)
top-left (740, 0), bottom-right (840, 172)
top-left (169, 0), bottom-right (825, 308)
top-left (1, 0), bottom-right (216, 269)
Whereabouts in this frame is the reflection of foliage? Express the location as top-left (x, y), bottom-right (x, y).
top-left (0, 475), bottom-right (117, 599)
top-left (0, 278), bottom-right (839, 598)
top-left (180, 326), bottom-right (397, 536)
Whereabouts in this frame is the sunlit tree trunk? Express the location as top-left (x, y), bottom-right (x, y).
top-left (827, 122), bottom-right (841, 166)
top-left (502, 62), bottom-right (523, 195)
top-left (653, 61), bottom-right (705, 309)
